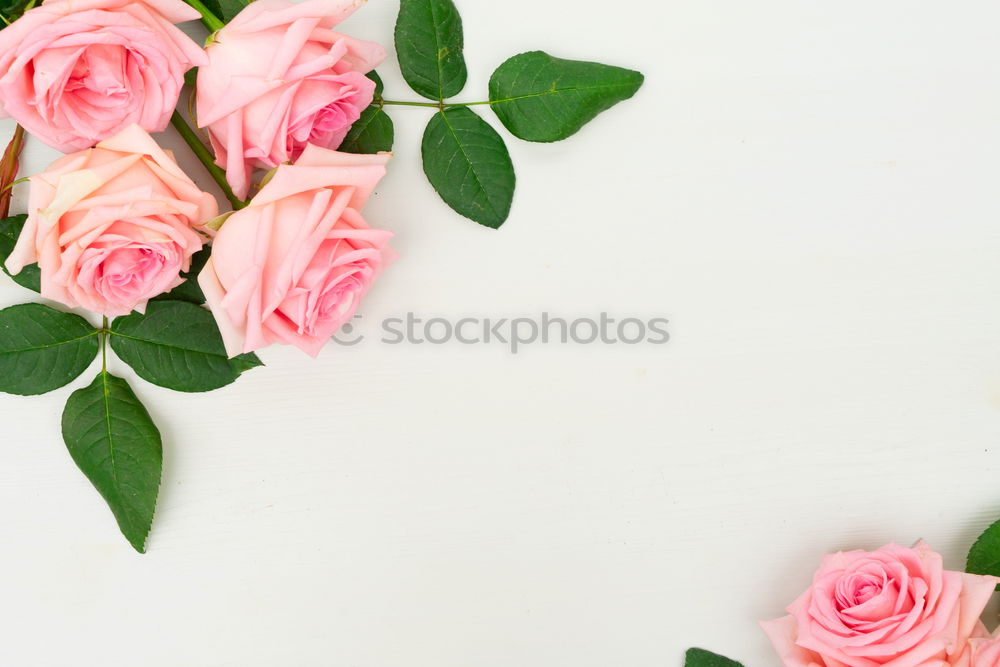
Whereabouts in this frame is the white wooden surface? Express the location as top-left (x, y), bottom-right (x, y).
top-left (3, 1), bottom-right (1000, 665)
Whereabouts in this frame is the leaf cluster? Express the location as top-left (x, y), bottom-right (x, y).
top-left (0, 216), bottom-right (261, 551)
top-left (339, 0), bottom-right (644, 228)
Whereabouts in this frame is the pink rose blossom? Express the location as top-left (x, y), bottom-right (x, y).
top-left (965, 631), bottom-right (1000, 667)
top-left (761, 542), bottom-right (999, 667)
top-left (0, 0), bottom-right (205, 152)
top-left (199, 144), bottom-right (394, 357)
top-left (5, 125), bottom-right (217, 317)
top-left (196, 0), bottom-right (386, 199)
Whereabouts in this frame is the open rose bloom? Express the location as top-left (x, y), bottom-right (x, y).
top-left (762, 542), bottom-right (999, 667)
top-left (5, 125), bottom-right (217, 317)
top-left (197, 0), bottom-right (386, 199)
top-left (199, 145), bottom-right (393, 358)
top-left (966, 631), bottom-right (1000, 667)
top-left (0, 0), bottom-right (205, 152)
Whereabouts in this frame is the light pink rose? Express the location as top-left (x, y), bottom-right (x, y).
top-left (0, 0), bottom-right (205, 153)
top-left (761, 542), bottom-right (999, 667)
top-left (6, 125), bottom-right (217, 316)
top-left (199, 144), bottom-right (393, 357)
top-left (196, 0), bottom-right (385, 199)
top-left (960, 630), bottom-right (1000, 667)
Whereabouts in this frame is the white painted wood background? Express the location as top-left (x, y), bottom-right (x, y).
top-left (2, 1), bottom-right (1000, 665)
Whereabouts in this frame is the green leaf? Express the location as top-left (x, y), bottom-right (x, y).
top-left (0, 214), bottom-right (41, 293)
top-left (0, 303), bottom-right (99, 395)
top-left (62, 371), bottom-right (161, 553)
top-left (421, 107), bottom-right (515, 228)
top-left (684, 648), bottom-right (744, 667)
top-left (0, 0), bottom-right (35, 27)
top-left (347, 71), bottom-right (395, 154)
top-left (368, 70), bottom-right (385, 99)
top-left (201, 0), bottom-right (249, 24)
top-left (489, 51), bottom-right (645, 142)
top-left (339, 106), bottom-right (395, 155)
top-left (231, 352), bottom-right (264, 373)
top-left (154, 246), bottom-right (209, 305)
top-left (110, 300), bottom-right (262, 393)
top-left (394, 0), bottom-right (467, 100)
top-left (967, 518), bottom-right (1000, 583)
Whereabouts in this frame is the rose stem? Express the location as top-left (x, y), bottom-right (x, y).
top-left (0, 124), bottom-right (26, 218)
top-left (380, 100), bottom-right (444, 108)
top-left (101, 317), bottom-right (109, 368)
top-left (170, 111), bottom-right (247, 210)
top-left (379, 100), bottom-right (493, 108)
top-left (184, 0), bottom-right (224, 32)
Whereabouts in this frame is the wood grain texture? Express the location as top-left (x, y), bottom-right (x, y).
top-left (1, 1), bottom-right (1000, 665)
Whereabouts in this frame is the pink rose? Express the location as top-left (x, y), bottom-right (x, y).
top-left (199, 144), bottom-right (394, 357)
top-left (6, 125), bottom-right (217, 316)
top-left (761, 542), bottom-right (998, 667)
top-left (196, 0), bottom-right (385, 199)
top-left (961, 631), bottom-right (1000, 667)
top-left (0, 0), bottom-right (205, 152)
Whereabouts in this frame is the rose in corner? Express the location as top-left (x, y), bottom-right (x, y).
top-left (5, 125), bottom-right (217, 317)
top-left (760, 541), bottom-right (998, 667)
top-left (199, 145), bottom-right (394, 358)
top-left (196, 0), bottom-right (385, 200)
top-left (0, 0), bottom-right (205, 152)
top-left (0, 0), bottom-right (647, 554)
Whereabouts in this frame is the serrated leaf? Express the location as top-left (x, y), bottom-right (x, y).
top-left (395, 0), bottom-right (467, 100)
top-left (967, 518), bottom-right (1000, 583)
top-left (685, 648), bottom-right (744, 667)
top-left (339, 106), bottom-right (395, 155)
top-left (201, 0), bottom-right (250, 24)
top-left (0, 303), bottom-right (99, 395)
top-left (489, 51), bottom-right (645, 142)
top-left (0, 214), bottom-right (41, 293)
top-left (62, 371), bottom-right (161, 553)
top-left (154, 246), bottom-right (209, 305)
top-left (421, 107), bottom-right (515, 228)
top-left (110, 300), bottom-right (261, 393)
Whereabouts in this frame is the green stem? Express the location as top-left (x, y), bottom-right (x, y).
top-left (381, 99), bottom-right (445, 108)
top-left (170, 111), bottom-right (246, 210)
top-left (184, 0), bottom-right (225, 32)
top-left (101, 317), bottom-right (109, 373)
top-left (0, 177), bottom-right (29, 195)
top-left (379, 99), bottom-right (493, 109)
